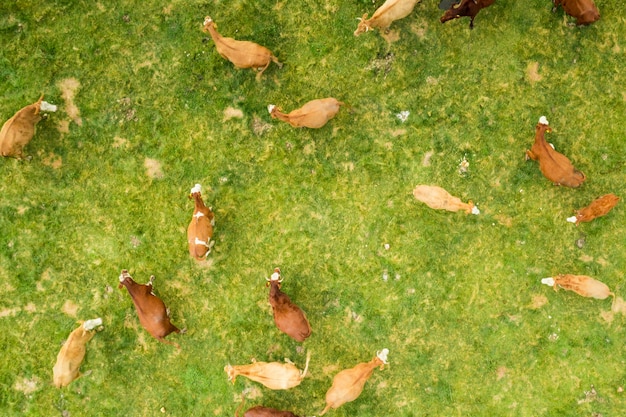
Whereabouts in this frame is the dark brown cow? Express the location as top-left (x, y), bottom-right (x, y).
top-left (187, 184), bottom-right (215, 260)
top-left (118, 269), bottom-right (183, 348)
top-left (552, 0), bottom-right (599, 26)
top-left (266, 268), bottom-right (311, 342)
top-left (236, 397), bottom-right (301, 417)
top-left (440, 0), bottom-right (495, 29)
top-left (525, 116), bottom-right (585, 188)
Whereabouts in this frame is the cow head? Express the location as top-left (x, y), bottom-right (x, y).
top-left (536, 116), bottom-right (552, 135)
top-left (118, 269), bottom-right (132, 289)
top-left (440, 1), bottom-right (467, 23)
top-left (202, 16), bottom-right (215, 33)
top-left (354, 13), bottom-right (371, 36)
top-left (265, 267), bottom-right (283, 288)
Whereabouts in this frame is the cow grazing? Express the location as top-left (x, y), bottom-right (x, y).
top-left (525, 116), bottom-right (586, 188)
top-left (552, 0), bottom-right (599, 26)
top-left (225, 351), bottom-right (311, 390)
top-left (567, 194), bottom-right (620, 225)
top-left (202, 16), bottom-right (281, 81)
top-left (53, 318), bottom-right (102, 388)
top-left (541, 274), bottom-right (614, 301)
top-left (439, 0), bottom-right (495, 29)
top-left (268, 98), bottom-right (343, 129)
top-left (319, 349), bottom-right (389, 416)
top-left (118, 270), bottom-right (183, 348)
top-left (354, 0), bottom-right (420, 36)
top-left (0, 94), bottom-right (57, 159)
top-left (187, 184), bottom-right (215, 260)
top-left (238, 406), bottom-right (300, 417)
top-left (266, 268), bottom-right (311, 342)
top-left (413, 185), bottom-right (480, 214)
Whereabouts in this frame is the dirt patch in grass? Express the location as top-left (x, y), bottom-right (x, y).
top-left (526, 62), bottom-right (542, 83)
top-left (57, 78), bottom-right (82, 126)
top-left (62, 300), bottom-right (79, 317)
top-left (223, 107), bottom-right (243, 122)
top-left (14, 376), bottom-right (40, 395)
top-left (252, 116), bottom-right (272, 136)
top-left (366, 52), bottom-right (395, 77)
top-left (528, 294), bottom-right (548, 309)
top-left (144, 158), bottom-right (164, 179)
top-left (40, 152), bottom-right (63, 169)
top-left (381, 29), bottom-right (400, 44)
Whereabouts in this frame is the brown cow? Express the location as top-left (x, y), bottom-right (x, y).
top-left (567, 194), bottom-right (620, 225)
top-left (525, 116), bottom-right (585, 188)
top-left (354, 0), bottom-right (420, 36)
top-left (319, 349), bottom-right (389, 415)
top-left (440, 0), bottom-right (495, 29)
top-left (0, 94), bottom-right (57, 159)
top-left (266, 268), bottom-right (311, 342)
top-left (187, 184), bottom-right (215, 260)
top-left (552, 0), bottom-right (600, 26)
top-left (235, 395), bottom-right (301, 417)
top-left (541, 275), bottom-right (614, 301)
top-left (238, 406), bottom-right (300, 417)
top-left (53, 318), bottom-right (102, 388)
top-left (268, 98), bottom-right (343, 129)
top-left (225, 351), bottom-right (311, 390)
top-left (413, 185), bottom-right (480, 214)
top-left (202, 16), bottom-right (281, 81)
top-left (118, 270), bottom-right (183, 348)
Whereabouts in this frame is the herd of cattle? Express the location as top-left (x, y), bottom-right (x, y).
top-left (0, 0), bottom-right (617, 416)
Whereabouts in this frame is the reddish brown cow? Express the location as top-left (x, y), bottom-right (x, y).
top-left (440, 0), bottom-right (495, 29)
top-left (236, 397), bottom-right (300, 417)
top-left (525, 116), bottom-right (585, 188)
top-left (118, 270), bottom-right (183, 348)
top-left (187, 184), bottom-right (215, 260)
top-left (567, 194), bottom-right (620, 225)
top-left (266, 268), bottom-right (311, 342)
top-left (552, 0), bottom-right (599, 26)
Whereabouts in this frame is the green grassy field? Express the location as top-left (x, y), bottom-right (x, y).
top-left (1, 0), bottom-right (625, 416)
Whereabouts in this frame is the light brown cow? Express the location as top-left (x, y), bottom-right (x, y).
top-left (225, 351), bottom-right (311, 390)
top-left (525, 116), bottom-right (586, 188)
top-left (268, 98), bottom-right (343, 129)
top-left (541, 274), bottom-right (614, 301)
top-left (413, 185), bottom-right (480, 214)
top-left (567, 194), bottom-right (620, 225)
top-left (187, 184), bottom-right (215, 260)
top-left (266, 268), bottom-right (311, 342)
top-left (202, 16), bottom-right (281, 81)
top-left (552, 0), bottom-right (600, 26)
top-left (354, 0), bottom-right (420, 36)
top-left (440, 0), bottom-right (495, 29)
top-left (53, 318), bottom-right (102, 388)
top-left (118, 270), bottom-right (183, 348)
top-left (0, 94), bottom-right (57, 158)
top-left (319, 349), bottom-right (389, 416)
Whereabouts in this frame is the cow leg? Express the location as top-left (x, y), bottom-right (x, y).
top-left (469, 17), bottom-right (475, 29)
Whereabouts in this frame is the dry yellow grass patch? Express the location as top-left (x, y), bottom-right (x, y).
top-left (223, 107), bottom-right (244, 121)
top-left (57, 78), bottom-right (82, 126)
top-left (526, 62), bottom-right (542, 83)
top-left (144, 158), bottom-right (164, 179)
top-left (62, 300), bottom-right (79, 317)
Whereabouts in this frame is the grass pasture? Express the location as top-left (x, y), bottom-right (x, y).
top-left (1, 0), bottom-right (625, 416)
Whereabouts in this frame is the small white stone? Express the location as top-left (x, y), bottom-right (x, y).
top-left (384, 243), bottom-right (390, 250)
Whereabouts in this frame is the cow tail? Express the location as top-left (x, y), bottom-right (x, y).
top-left (235, 393), bottom-right (246, 417)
